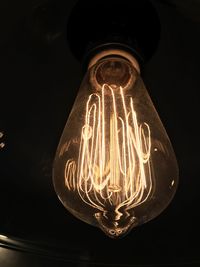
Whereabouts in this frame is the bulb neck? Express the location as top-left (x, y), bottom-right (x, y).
top-left (89, 48), bottom-right (140, 91)
top-left (88, 48), bottom-right (140, 74)
top-left (88, 47), bottom-right (140, 74)
top-left (85, 42), bottom-right (142, 72)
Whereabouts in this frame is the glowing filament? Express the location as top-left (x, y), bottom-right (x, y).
top-left (64, 84), bottom-right (152, 218)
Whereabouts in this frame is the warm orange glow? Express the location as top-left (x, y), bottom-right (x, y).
top-left (53, 54), bottom-right (178, 238)
top-left (64, 84), bottom-right (153, 225)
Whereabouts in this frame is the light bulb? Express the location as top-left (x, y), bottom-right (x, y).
top-left (53, 50), bottom-right (178, 238)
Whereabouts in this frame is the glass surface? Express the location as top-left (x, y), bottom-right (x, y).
top-left (1, 0), bottom-right (200, 265)
top-left (53, 56), bottom-right (178, 238)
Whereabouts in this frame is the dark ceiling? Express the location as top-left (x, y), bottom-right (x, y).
top-left (0, 0), bottom-right (200, 266)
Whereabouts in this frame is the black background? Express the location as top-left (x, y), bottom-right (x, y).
top-left (0, 0), bottom-right (200, 266)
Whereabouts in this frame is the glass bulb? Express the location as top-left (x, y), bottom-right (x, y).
top-left (53, 50), bottom-right (178, 238)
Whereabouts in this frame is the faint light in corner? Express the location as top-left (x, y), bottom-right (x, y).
top-left (0, 234), bottom-right (8, 239)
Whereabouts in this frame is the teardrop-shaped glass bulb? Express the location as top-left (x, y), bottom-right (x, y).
top-left (53, 51), bottom-right (178, 238)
